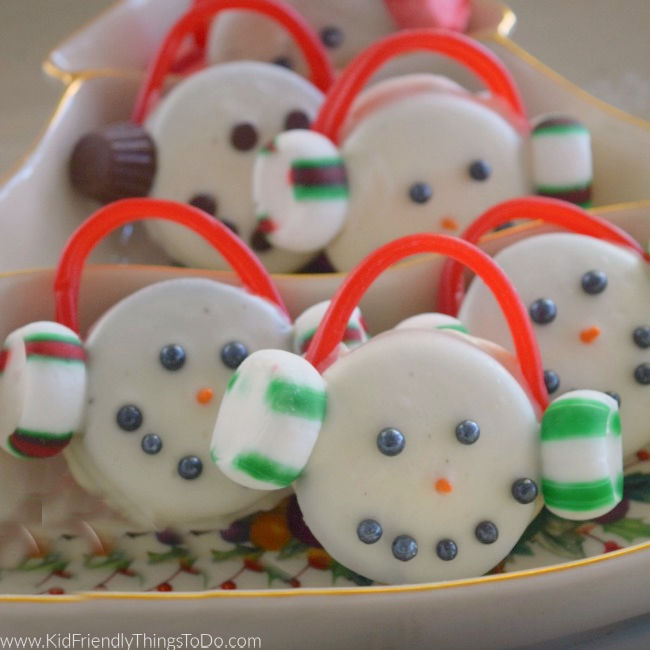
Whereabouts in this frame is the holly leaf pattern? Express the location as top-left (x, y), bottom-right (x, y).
top-left (17, 553), bottom-right (68, 574)
top-left (211, 545), bottom-right (259, 562)
top-left (602, 518), bottom-right (650, 542)
top-left (147, 546), bottom-right (190, 564)
top-left (263, 563), bottom-right (293, 586)
top-left (512, 508), bottom-right (586, 559)
top-left (276, 538), bottom-right (308, 560)
top-left (84, 550), bottom-right (132, 571)
top-left (330, 560), bottom-right (373, 586)
top-left (623, 473), bottom-right (650, 503)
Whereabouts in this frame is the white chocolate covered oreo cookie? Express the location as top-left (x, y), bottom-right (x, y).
top-left (64, 278), bottom-right (293, 528)
top-left (460, 233), bottom-right (650, 457)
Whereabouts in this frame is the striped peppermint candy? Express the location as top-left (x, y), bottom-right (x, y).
top-left (211, 349), bottom-right (326, 490)
top-left (0, 322), bottom-right (86, 458)
top-left (531, 116), bottom-right (592, 208)
top-left (540, 389), bottom-right (622, 520)
top-left (253, 129), bottom-right (349, 253)
top-left (293, 300), bottom-right (368, 355)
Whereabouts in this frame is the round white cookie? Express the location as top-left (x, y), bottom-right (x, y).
top-left (459, 233), bottom-right (650, 457)
top-left (295, 328), bottom-right (540, 584)
top-left (65, 278), bottom-right (293, 528)
top-left (144, 61), bottom-right (323, 272)
top-left (324, 87), bottom-right (530, 271)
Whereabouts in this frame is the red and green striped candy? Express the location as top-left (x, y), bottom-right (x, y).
top-left (0, 322), bottom-right (86, 458)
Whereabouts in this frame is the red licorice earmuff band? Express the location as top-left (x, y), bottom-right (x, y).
top-left (131, 0), bottom-right (336, 124)
top-left (304, 233), bottom-right (549, 411)
top-left (310, 29), bottom-right (527, 144)
top-left (436, 196), bottom-right (650, 316)
top-left (54, 198), bottom-right (289, 333)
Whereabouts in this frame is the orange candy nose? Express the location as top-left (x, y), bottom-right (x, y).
top-left (580, 326), bottom-right (601, 344)
top-left (435, 478), bottom-right (453, 494)
top-left (440, 216), bottom-right (459, 232)
top-left (196, 388), bottom-right (214, 405)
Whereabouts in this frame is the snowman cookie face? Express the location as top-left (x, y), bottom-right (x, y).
top-left (459, 233), bottom-right (650, 457)
top-left (64, 278), bottom-right (293, 528)
top-left (207, 1), bottom-right (398, 73)
top-left (323, 90), bottom-right (529, 270)
top-left (295, 329), bottom-right (539, 584)
top-left (144, 61), bottom-right (323, 272)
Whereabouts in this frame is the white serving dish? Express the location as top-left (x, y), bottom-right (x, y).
top-left (0, 202), bottom-right (648, 650)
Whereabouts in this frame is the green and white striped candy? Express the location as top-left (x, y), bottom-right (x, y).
top-left (0, 322), bottom-right (86, 459)
top-left (211, 349), bottom-right (327, 490)
top-left (293, 300), bottom-right (368, 355)
top-left (540, 389), bottom-right (622, 520)
top-left (531, 116), bottom-right (592, 207)
top-left (253, 129), bottom-right (349, 253)
top-left (395, 313), bottom-right (469, 334)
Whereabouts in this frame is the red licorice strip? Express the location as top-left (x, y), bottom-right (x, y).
top-left (437, 196), bottom-right (649, 316)
top-left (54, 198), bottom-right (288, 334)
top-left (311, 29), bottom-right (526, 144)
top-left (132, 0), bottom-right (335, 123)
top-left (304, 233), bottom-right (549, 411)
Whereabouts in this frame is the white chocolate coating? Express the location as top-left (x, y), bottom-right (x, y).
top-left (296, 329), bottom-right (540, 584)
top-left (65, 278), bottom-right (293, 528)
top-left (144, 61), bottom-right (323, 272)
top-left (460, 233), bottom-right (650, 457)
top-left (324, 87), bottom-right (530, 270)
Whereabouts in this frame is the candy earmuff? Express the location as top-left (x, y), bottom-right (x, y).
top-left (69, 0), bottom-right (335, 273)
top-left (0, 322), bottom-right (85, 459)
top-left (252, 30), bottom-right (593, 269)
top-left (204, 0), bottom-right (472, 73)
top-left (212, 234), bottom-right (622, 584)
top-left (438, 196), bottom-right (650, 458)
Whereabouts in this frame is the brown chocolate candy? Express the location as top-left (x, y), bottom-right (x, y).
top-left (69, 122), bottom-right (156, 203)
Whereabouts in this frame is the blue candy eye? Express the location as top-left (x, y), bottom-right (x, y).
top-left (141, 433), bottom-right (162, 455)
top-left (544, 370), bottom-right (560, 394)
top-left (320, 26), bottom-right (344, 49)
top-left (581, 270), bottom-right (607, 295)
top-left (177, 456), bottom-right (203, 480)
top-left (455, 420), bottom-right (480, 445)
top-left (529, 298), bottom-right (557, 324)
top-left (377, 428), bottom-right (405, 456)
top-left (220, 342), bottom-right (248, 369)
top-left (409, 182), bottom-right (432, 204)
top-left (468, 160), bottom-right (491, 181)
top-left (116, 405), bottom-right (142, 432)
top-left (392, 535), bottom-right (418, 561)
top-left (357, 519), bottom-right (382, 544)
top-left (634, 363), bottom-right (650, 385)
top-left (436, 538), bottom-right (458, 561)
top-left (512, 478), bottom-right (538, 504)
top-left (475, 521), bottom-right (499, 544)
top-left (633, 326), bottom-right (650, 349)
top-left (160, 344), bottom-right (186, 371)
